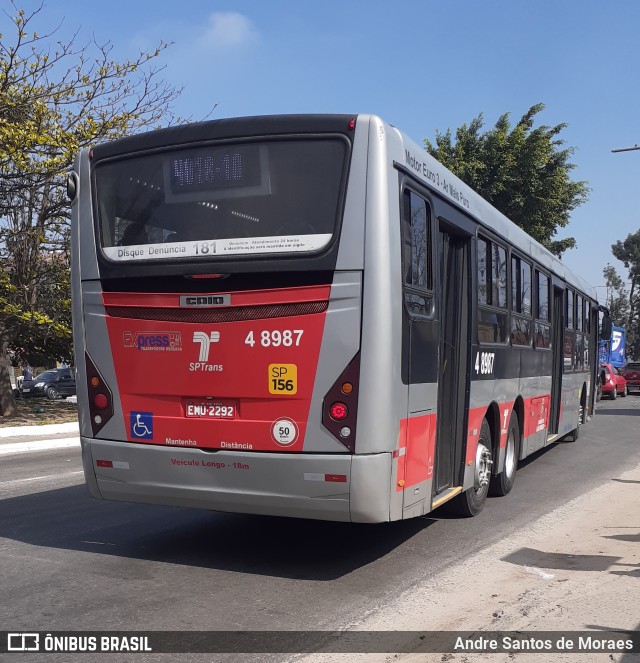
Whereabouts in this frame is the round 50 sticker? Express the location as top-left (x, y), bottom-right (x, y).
top-left (272, 418), bottom-right (298, 446)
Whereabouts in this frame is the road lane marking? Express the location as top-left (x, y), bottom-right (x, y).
top-left (1, 471), bottom-right (84, 486)
top-left (0, 437), bottom-right (80, 456)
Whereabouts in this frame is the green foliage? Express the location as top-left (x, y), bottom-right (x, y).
top-left (602, 264), bottom-right (630, 326)
top-left (0, 1), bottom-right (182, 415)
top-left (0, 3), bottom-right (179, 183)
top-left (611, 229), bottom-right (640, 360)
top-left (0, 251), bottom-right (72, 365)
top-left (424, 103), bottom-right (589, 257)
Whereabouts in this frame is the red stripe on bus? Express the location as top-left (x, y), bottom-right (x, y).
top-left (465, 406), bottom-right (486, 465)
top-left (396, 413), bottom-right (436, 492)
top-left (102, 285), bottom-right (331, 309)
top-left (324, 474), bottom-right (347, 483)
top-left (522, 395), bottom-right (551, 439)
top-left (466, 394), bottom-right (553, 465)
top-left (399, 393), bottom-right (559, 492)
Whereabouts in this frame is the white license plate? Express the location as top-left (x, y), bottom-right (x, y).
top-left (22, 388), bottom-right (30, 393)
top-left (184, 400), bottom-right (236, 419)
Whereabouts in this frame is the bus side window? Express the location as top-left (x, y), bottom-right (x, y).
top-left (510, 255), bottom-right (532, 346)
top-left (402, 189), bottom-right (433, 317)
top-left (564, 289), bottom-right (575, 370)
top-left (534, 271), bottom-right (551, 349)
top-left (477, 235), bottom-right (508, 343)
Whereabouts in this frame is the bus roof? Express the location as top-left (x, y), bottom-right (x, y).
top-left (386, 118), bottom-right (597, 301)
top-left (90, 114), bottom-right (356, 161)
top-left (88, 113), bottom-right (597, 301)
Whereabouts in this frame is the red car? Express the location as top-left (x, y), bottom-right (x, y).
top-left (599, 363), bottom-right (628, 399)
top-left (620, 362), bottom-right (640, 394)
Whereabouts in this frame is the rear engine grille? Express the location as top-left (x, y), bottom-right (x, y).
top-left (105, 301), bottom-right (328, 323)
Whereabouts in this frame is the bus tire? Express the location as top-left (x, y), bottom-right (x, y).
top-left (564, 423), bottom-right (579, 443)
top-left (489, 411), bottom-right (520, 497)
top-left (451, 419), bottom-right (492, 517)
top-left (579, 388), bottom-right (586, 424)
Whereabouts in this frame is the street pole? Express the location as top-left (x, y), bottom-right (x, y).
top-left (611, 145), bottom-right (640, 153)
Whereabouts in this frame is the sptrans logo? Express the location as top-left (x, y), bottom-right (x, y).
top-left (190, 331), bottom-right (223, 372)
top-left (124, 331), bottom-right (182, 351)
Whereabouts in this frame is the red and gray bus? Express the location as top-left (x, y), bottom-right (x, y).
top-left (69, 114), bottom-right (604, 522)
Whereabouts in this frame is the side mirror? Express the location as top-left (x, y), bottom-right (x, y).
top-left (66, 172), bottom-right (78, 202)
top-left (601, 314), bottom-right (612, 341)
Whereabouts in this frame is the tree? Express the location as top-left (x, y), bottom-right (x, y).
top-left (611, 229), bottom-right (640, 360)
top-left (602, 264), bottom-right (630, 326)
top-left (424, 103), bottom-right (589, 257)
top-left (0, 1), bottom-right (182, 416)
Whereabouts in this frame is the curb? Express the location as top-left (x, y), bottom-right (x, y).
top-left (0, 421), bottom-right (79, 439)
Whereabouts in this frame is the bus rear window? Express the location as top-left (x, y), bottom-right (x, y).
top-left (94, 138), bottom-right (348, 262)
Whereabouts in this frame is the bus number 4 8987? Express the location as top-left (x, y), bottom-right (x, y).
top-left (245, 330), bottom-right (304, 348)
top-left (475, 352), bottom-right (495, 375)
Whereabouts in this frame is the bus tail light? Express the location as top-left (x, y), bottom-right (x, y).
top-left (94, 393), bottom-right (109, 410)
top-left (322, 353), bottom-right (360, 452)
top-left (329, 402), bottom-right (348, 420)
top-left (85, 353), bottom-right (114, 435)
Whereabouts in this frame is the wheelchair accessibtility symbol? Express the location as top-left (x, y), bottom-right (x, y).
top-left (130, 411), bottom-right (153, 439)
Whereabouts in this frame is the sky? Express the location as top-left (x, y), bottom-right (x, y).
top-left (5, 0), bottom-right (639, 295)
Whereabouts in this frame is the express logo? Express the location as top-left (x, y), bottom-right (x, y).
top-left (123, 331), bottom-right (182, 351)
top-left (190, 331), bottom-right (223, 372)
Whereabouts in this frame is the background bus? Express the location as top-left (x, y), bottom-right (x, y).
top-left (69, 114), bottom-right (604, 522)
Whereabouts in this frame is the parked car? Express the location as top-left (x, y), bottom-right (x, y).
top-left (20, 368), bottom-right (76, 400)
top-left (620, 362), bottom-right (640, 394)
top-left (599, 363), bottom-right (627, 399)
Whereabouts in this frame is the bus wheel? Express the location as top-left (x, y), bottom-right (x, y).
top-left (490, 411), bottom-right (520, 497)
top-left (452, 419), bottom-right (493, 517)
top-left (564, 398), bottom-right (583, 442)
top-left (564, 423), bottom-right (579, 442)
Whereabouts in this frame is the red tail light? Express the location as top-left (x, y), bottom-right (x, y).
top-left (322, 353), bottom-right (360, 452)
top-left (329, 402), bottom-right (348, 420)
top-left (94, 393), bottom-right (109, 410)
top-left (86, 353), bottom-right (114, 435)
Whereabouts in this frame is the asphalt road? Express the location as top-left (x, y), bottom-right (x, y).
top-left (1, 394), bottom-right (639, 661)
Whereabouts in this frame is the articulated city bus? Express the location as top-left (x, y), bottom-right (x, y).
top-left (69, 114), bottom-right (604, 522)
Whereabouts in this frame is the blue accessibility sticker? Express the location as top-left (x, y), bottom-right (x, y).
top-left (130, 411), bottom-right (153, 439)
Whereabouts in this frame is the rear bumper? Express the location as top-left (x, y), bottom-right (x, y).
top-left (81, 438), bottom-right (392, 523)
